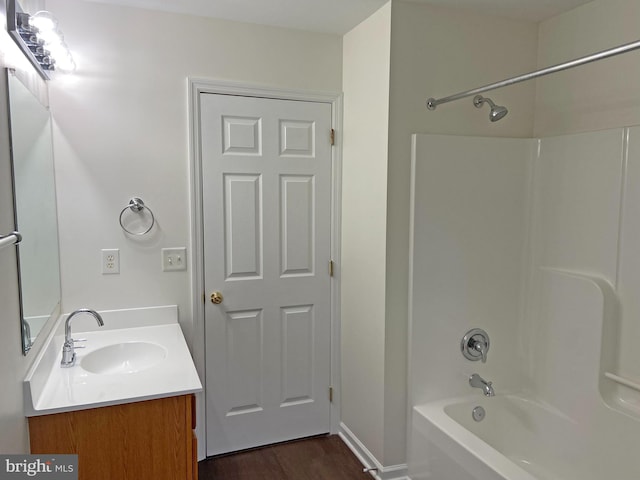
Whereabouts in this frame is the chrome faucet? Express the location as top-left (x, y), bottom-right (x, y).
top-left (61, 309), bottom-right (104, 367)
top-left (22, 319), bottom-right (33, 353)
top-left (469, 373), bottom-right (495, 397)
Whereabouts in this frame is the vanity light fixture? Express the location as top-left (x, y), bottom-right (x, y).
top-left (7, 0), bottom-right (76, 80)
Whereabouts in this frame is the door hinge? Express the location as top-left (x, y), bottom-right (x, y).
top-left (330, 128), bottom-right (335, 146)
top-left (329, 386), bottom-right (334, 403)
top-left (329, 260), bottom-right (334, 277)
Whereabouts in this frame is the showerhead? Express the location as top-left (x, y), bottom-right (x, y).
top-left (473, 95), bottom-right (508, 122)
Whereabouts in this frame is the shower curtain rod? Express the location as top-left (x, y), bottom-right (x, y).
top-left (426, 38), bottom-right (640, 110)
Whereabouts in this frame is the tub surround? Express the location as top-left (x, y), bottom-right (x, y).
top-left (23, 305), bottom-right (202, 416)
top-left (408, 134), bottom-right (532, 406)
top-left (409, 127), bottom-right (640, 479)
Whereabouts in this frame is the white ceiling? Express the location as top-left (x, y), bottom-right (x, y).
top-left (82, 0), bottom-right (594, 34)
top-left (407, 0), bottom-right (593, 23)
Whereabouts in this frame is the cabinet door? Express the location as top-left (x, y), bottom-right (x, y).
top-left (29, 395), bottom-right (195, 480)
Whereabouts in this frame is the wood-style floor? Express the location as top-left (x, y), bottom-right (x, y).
top-left (198, 435), bottom-right (373, 480)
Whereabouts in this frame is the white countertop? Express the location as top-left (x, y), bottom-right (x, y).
top-left (24, 305), bottom-right (202, 417)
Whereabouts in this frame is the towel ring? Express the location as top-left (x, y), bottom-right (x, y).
top-left (119, 197), bottom-right (155, 235)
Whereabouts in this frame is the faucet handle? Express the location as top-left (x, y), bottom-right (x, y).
top-left (472, 339), bottom-right (488, 363)
top-left (461, 328), bottom-right (490, 363)
top-left (72, 338), bottom-right (87, 343)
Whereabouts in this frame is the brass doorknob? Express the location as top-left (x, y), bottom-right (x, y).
top-left (210, 291), bottom-right (224, 304)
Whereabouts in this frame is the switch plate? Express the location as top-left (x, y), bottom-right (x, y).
top-left (162, 247), bottom-right (187, 272)
top-left (101, 249), bottom-right (120, 274)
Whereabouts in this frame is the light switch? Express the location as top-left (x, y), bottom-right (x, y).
top-left (162, 247), bottom-right (187, 272)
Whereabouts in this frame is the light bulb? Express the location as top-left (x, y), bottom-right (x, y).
top-left (36, 28), bottom-right (62, 45)
top-left (55, 52), bottom-right (76, 73)
top-left (30, 11), bottom-right (58, 33)
top-left (46, 39), bottom-right (67, 58)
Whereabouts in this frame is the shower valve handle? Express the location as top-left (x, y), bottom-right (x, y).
top-left (471, 339), bottom-right (488, 363)
top-left (461, 328), bottom-right (490, 363)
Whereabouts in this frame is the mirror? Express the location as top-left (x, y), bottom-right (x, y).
top-left (7, 71), bottom-right (62, 354)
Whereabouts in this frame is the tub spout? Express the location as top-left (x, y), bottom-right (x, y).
top-left (469, 373), bottom-right (495, 397)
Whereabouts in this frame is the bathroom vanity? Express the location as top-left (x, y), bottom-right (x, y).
top-left (29, 394), bottom-right (197, 480)
top-left (23, 306), bottom-right (202, 480)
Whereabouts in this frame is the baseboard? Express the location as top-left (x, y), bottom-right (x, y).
top-left (338, 422), bottom-right (409, 480)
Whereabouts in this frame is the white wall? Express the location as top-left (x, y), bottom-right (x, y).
top-left (534, 0), bottom-right (640, 136)
top-left (529, 0), bottom-right (640, 425)
top-left (341, 1), bottom-right (391, 464)
top-left (340, 1), bottom-right (539, 468)
top-left (0, 0), bottom-right (52, 454)
top-left (408, 133), bottom-right (533, 478)
top-left (46, 0), bottom-right (343, 349)
top-left (409, 134), bottom-right (532, 402)
top-left (525, 127), bottom-right (640, 423)
top-left (617, 126), bottom-right (640, 409)
top-left (387, 1), bottom-right (537, 466)
top-left (524, 129), bottom-right (625, 414)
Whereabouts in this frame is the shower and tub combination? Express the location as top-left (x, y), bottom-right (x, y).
top-left (409, 39), bottom-right (640, 480)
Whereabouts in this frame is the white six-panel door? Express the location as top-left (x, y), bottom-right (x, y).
top-left (200, 93), bottom-right (332, 456)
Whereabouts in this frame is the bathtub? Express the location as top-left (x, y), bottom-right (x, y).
top-left (410, 394), bottom-right (640, 480)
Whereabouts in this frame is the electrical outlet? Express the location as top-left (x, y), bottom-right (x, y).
top-left (101, 249), bottom-right (120, 274)
top-left (162, 247), bottom-right (187, 272)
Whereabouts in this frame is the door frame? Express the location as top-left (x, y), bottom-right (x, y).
top-left (188, 78), bottom-right (343, 460)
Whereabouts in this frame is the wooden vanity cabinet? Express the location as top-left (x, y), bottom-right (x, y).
top-left (29, 394), bottom-right (198, 480)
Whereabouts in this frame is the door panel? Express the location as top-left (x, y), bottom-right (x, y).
top-left (225, 309), bottom-right (263, 415)
top-left (281, 175), bottom-right (315, 276)
top-left (281, 304), bottom-right (315, 405)
top-left (200, 93), bottom-right (332, 455)
top-left (223, 174), bottom-right (262, 279)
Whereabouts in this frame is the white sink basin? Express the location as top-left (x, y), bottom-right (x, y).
top-left (24, 307), bottom-right (203, 416)
top-left (81, 341), bottom-right (167, 375)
